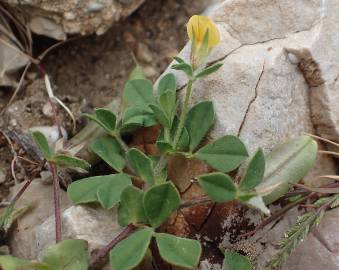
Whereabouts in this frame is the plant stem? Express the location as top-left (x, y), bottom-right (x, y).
top-left (9, 179), bottom-right (33, 207)
top-left (49, 162), bottom-right (62, 243)
top-left (114, 132), bottom-right (129, 153)
top-left (153, 154), bottom-right (168, 180)
top-left (172, 80), bottom-right (193, 148)
top-left (90, 224), bottom-right (135, 267)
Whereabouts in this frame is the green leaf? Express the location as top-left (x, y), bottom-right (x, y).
top-left (110, 228), bottom-right (153, 270)
top-left (156, 140), bottom-right (173, 154)
top-left (41, 239), bottom-right (89, 270)
top-left (158, 73), bottom-right (176, 95)
top-left (155, 233), bottom-right (201, 269)
top-left (90, 136), bottom-right (125, 172)
top-left (32, 131), bottom-right (54, 160)
top-left (256, 135), bottom-right (318, 204)
top-left (95, 108), bottom-right (116, 132)
top-left (173, 56), bottom-right (185, 64)
top-left (83, 109), bottom-right (117, 134)
top-left (121, 107), bottom-right (157, 130)
top-left (128, 64), bottom-right (146, 81)
top-left (97, 174), bottom-right (132, 209)
top-left (118, 186), bottom-right (147, 226)
top-left (123, 79), bottom-right (155, 109)
top-left (159, 90), bottom-right (176, 123)
top-left (149, 104), bottom-right (170, 128)
top-left (171, 63), bottom-right (193, 77)
top-left (67, 174), bottom-right (131, 209)
top-left (195, 63), bottom-right (223, 78)
top-left (0, 256), bottom-right (38, 270)
top-left (51, 154), bottom-right (91, 171)
top-left (198, 172), bottom-right (237, 203)
top-left (239, 148), bottom-right (265, 191)
top-left (127, 148), bottom-right (154, 186)
top-left (186, 101), bottom-right (215, 152)
top-left (143, 182), bottom-right (180, 228)
top-left (223, 251), bottom-right (251, 270)
top-left (195, 135), bottom-right (248, 173)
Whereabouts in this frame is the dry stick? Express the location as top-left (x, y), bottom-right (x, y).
top-left (49, 162), bottom-right (62, 243)
top-left (90, 224), bottom-right (135, 267)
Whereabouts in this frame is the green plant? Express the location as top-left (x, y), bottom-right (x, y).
top-left (0, 15), bottom-right (320, 270)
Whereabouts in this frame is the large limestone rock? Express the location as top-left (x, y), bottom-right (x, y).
top-left (4, 0), bottom-right (145, 38)
top-left (160, 0), bottom-right (337, 181)
top-left (155, 0), bottom-right (339, 268)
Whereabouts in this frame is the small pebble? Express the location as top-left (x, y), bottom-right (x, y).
top-left (143, 65), bottom-right (157, 78)
top-left (87, 2), bottom-right (106, 12)
top-left (137, 43), bottom-right (153, 63)
top-left (40, 171), bottom-right (53, 185)
top-left (42, 102), bottom-right (54, 118)
top-left (29, 125), bottom-right (67, 145)
top-left (0, 169), bottom-right (6, 184)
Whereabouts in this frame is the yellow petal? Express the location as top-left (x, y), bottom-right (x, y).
top-left (187, 15), bottom-right (220, 49)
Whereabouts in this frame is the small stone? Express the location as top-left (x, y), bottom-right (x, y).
top-left (0, 169), bottom-right (6, 184)
top-left (137, 43), bottom-right (153, 63)
top-left (29, 125), bottom-right (67, 145)
top-left (123, 31), bottom-right (136, 43)
top-left (87, 2), bottom-right (106, 12)
top-left (143, 65), bottom-right (157, 78)
top-left (63, 11), bottom-right (76, 20)
top-left (40, 171), bottom-right (52, 185)
top-left (35, 205), bottom-right (123, 259)
top-left (42, 102), bottom-right (54, 118)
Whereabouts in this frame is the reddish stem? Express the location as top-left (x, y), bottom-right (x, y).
top-left (49, 162), bottom-right (62, 243)
top-left (90, 224), bottom-right (135, 267)
top-left (9, 179), bottom-right (33, 206)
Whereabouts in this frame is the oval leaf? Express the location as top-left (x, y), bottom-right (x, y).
top-left (118, 186), bottom-right (147, 226)
top-left (127, 148), bottom-right (154, 186)
top-left (158, 73), bottom-right (176, 95)
top-left (239, 148), bottom-right (265, 191)
top-left (195, 135), bottom-right (248, 173)
top-left (186, 101), bottom-right (215, 152)
top-left (42, 239), bottom-right (89, 270)
top-left (198, 172), bottom-right (236, 202)
top-left (143, 182), bottom-right (180, 228)
top-left (110, 228), bottom-right (153, 270)
top-left (90, 136), bottom-right (125, 172)
top-left (31, 131), bottom-right (53, 160)
top-left (123, 79), bottom-right (155, 109)
top-left (257, 135), bottom-right (318, 204)
top-left (97, 174), bottom-right (132, 209)
top-left (52, 154), bottom-right (91, 171)
top-left (67, 174), bottom-right (131, 208)
top-left (223, 251), bottom-right (251, 270)
top-left (0, 256), bottom-right (36, 270)
top-left (156, 233), bottom-right (201, 269)
top-left (95, 108), bottom-right (116, 132)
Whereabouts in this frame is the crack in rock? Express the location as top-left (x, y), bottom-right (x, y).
top-left (237, 62), bottom-right (266, 136)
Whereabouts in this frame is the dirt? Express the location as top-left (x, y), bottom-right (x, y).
top-left (0, 0), bottom-right (215, 201)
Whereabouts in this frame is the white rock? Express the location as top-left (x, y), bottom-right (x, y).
top-left (29, 125), bottom-right (67, 146)
top-left (4, 0), bottom-right (145, 38)
top-left (9, 179), bottom-right (71, 259)
top-left (159, 0), bottom-right (337, 177)
top-left (35, 205), bottom-right (122, 259)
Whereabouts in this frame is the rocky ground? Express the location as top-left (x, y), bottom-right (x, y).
top-left (0, 0), bottom-right (339, 269)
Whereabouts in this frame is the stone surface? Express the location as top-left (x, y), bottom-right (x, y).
top-left (154, 0), bottom-right (339, 268)
top-left (159, 0), bottom-right (337, 183)
top-left (5, 0), bottom-right (145, 38)
top-left (9, 178), bottom-right (71, 259)
top-left (281, 208), bottom-right (339, 270)
top-left (35, 205), bottom-right (122, 259)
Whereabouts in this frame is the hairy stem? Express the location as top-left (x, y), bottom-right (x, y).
top-left (114, 132), bottom-right (129, 153)
top-left (49, 162), bottom-right (62, 243)
top-left (173, 80), bottom-right (193, 148)
top-left (90, 224), bottom-right (135, 267)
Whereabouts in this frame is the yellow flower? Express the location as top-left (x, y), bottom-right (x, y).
top-left (187, 15), bottom-right (220, 49)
